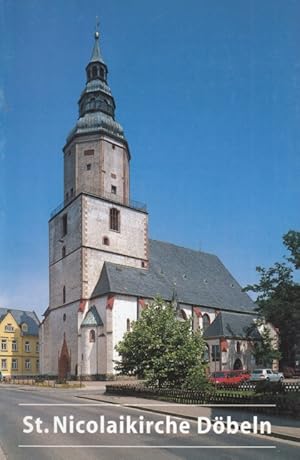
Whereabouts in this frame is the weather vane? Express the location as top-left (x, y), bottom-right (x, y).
top-left (95, 16), bottom-right (100, 39)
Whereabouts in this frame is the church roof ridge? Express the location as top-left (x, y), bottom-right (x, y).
top-left (91, 240), bottom-right (256, 313)
top-left (148, 238), bottom-right (219, 259)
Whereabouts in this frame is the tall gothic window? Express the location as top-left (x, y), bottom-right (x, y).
top-left (89, 330), bottom-right (96, 343)
top-left (202, 314), bottom-right (210, 331)
top-left (109, 208), bottom-right (120, 232)
top-left (203, 343), bottom-right (210, 362)
top-left (63, 286), bottom-right (66, 304)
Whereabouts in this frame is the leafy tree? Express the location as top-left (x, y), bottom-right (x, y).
top-left (283, 230), bottom-right (300, 269)
top-left (252, 327), bottom-right (281, 367)
top-left (115, 298), bottom-right (206, 388)
top-left (244, 231), bottom-right (300, 367)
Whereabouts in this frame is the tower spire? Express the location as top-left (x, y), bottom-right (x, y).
top-left (90, 17), bottom-right (104, 64)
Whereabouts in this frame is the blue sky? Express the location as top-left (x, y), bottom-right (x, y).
top-left (0, 0), bottom-right (299, 316)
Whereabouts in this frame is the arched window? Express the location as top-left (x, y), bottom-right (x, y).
top-left (203, 343), bottom-right (210, 362)
top-left (179, 309), bottom-right (188, 320)
top-left (236, 341), bottom-right (241, 353)
top-left (100, 67), bottom-right (104, 79)
top-left (63, 286), bottom-right (66, 304)
top-left (92, 65), bottom-right (98, 78)
top-left (89, 330), bottom-right (96, 343)
top-left (103, 236), bottom-right (110, 246)
top-left (126, 319), bottom-right (131, 332)
top-left (95, 97), bottom-right (101, 109)
top-left (202, 314), bottom-right (210, 331)
top-left (109, 208), bottom-right (120, 232)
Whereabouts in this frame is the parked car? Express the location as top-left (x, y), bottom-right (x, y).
top-left (249, 368), bottom-right (284, 382)
top-left (209, 370), bottom-right (250, 385)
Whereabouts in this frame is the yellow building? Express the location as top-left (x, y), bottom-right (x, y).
top-left (0, 308), bottom-right (40, 378)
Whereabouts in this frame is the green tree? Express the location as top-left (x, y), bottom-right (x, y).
top-left (244, 231), bottom-right (300, 366)
top-left (252, 327), bottom-right (281, 367)
top-left (115, 298), bottom-right (206, 388)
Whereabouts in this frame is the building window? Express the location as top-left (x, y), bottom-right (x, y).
top-left (92, 65), bottom-right (98, 78)
top-left (22, 323), bottom-right (28, 333)
top-left (212, 344), bottom-right (220, 362)
top-left (111, 144), bottom-right (115, 150)
top-left (62, 214), bottom-right (68, 236)
top-left (62, 246), bottom-right (66, 258)
top-left (1, 340), bottom-right (7, 351)
top-left (36, 342), bottom-right (39, 353)
top-left (63, 286), bottom-right (66, 304)
top-left (202, 314), bottom-right (210, 332)
top-left (103, 236), bottom-right (110, 246)
top-left (12, 359), bottom-right (18, 370)
top-left (25, 359), bottom-right (31, 370)
top-left (109, 208), bottom-right (120, 232)
top-left (100, 67), bottom-right (104, 79)
top-left (1, 359), bottom-right (7, 370)
top-left (179, 309), bottom-right (188, 320)
top-left (36, 359), bottom-right (39, 371)
top-left (4, 324), bottom-right (14, 332)
top-left (86, 163), bottom-right (91, 171)
top-left (203, 343), bottom-right (210, 362)
top-left (63, 313), bottom-right (66, 322)
top-left (126, 319), bottom-right (131, 332)
top-left (12, 340), bottom-right (18, 352)
top-left (25, 341), bottom-right (30, 352)
top-left (236, 341), bottom-right (241, 353)
top-left (84, 149), bottom-right (94, 156)
top-left (89, 330), bottom-right (96, 343)
top-left (70, 188), bottom-right (74, 197)
top-left (111, 185), bottom-right (117, 194)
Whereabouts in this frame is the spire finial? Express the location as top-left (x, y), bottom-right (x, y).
top-left (95, 16), bottom-right (100, 40)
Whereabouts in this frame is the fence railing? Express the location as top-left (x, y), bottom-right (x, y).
top-left (50, 189), bottom-right (147, 218)
top-left (105, 383), bottom-right (300, 417)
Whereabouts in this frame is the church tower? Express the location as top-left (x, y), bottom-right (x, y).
top-left (40, 28), bottom-right (149, 376)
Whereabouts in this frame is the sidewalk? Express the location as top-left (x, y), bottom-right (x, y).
top-left (77, 392), bottom-right (300, 443)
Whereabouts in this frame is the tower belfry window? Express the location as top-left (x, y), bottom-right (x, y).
top-left (92, 66), bottom-right (98, 78)
top-left (62, 214), bottom-right (68, 236)
top-left (109, 208), bottom-right (120, 232)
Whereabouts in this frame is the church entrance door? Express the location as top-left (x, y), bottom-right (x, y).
top-left (233, 358), bottom-right (243, 370)
top-left (58, 335), bottom-right (71, 380)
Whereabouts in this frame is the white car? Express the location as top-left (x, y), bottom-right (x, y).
top-left (250, 368), bottom-right (284, 382)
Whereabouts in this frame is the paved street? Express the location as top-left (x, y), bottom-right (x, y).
top-left (0, 386), bottom-right (299, 460)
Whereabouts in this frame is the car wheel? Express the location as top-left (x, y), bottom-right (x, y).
top-left (266, 377), bottom-right (270, 381)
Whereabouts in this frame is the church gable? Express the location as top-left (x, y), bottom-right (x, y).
top-left (81, 306), bottom-right (104, 328)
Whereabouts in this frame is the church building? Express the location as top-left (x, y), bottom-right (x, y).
top-left (40, 29), bottom-right (269, 379)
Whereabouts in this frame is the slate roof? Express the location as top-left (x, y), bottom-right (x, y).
top-left (203, 311), bottom-right (261, 340)
top-left (92, 239), bottom-right (255, 313)
top-left (0, 308), bottom-right (40, 336)
top-left (81, 306), bottom-right (103, 328)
